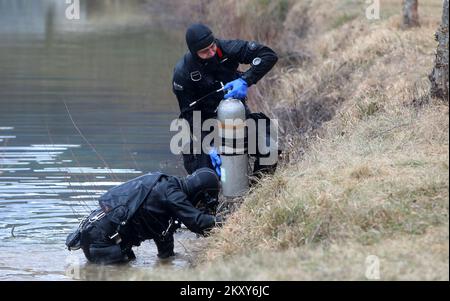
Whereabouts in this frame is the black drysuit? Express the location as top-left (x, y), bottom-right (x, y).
top-left (68, 173), bottom-right (215, 264)
top-left (172, 39), bottom-right (278, 174)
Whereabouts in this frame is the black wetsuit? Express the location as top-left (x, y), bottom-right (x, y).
top-left (172, 39), bottom-right (278, 173)
top-left (73, 173), bottom-right (215, 264)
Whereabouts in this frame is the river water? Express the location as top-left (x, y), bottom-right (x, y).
top-left (0, 0), bottom-right (196, 280)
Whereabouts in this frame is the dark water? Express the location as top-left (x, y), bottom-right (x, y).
top-left (0, 0), bottom-right (195, 280)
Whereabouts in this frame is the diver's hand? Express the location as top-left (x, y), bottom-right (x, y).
top-left (223, 78), bottom-right (248, 100)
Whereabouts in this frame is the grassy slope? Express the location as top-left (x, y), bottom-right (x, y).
top-left (136, 0), bottom-right (448, 280)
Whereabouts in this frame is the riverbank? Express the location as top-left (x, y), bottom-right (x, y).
top-left (132, 0), bottom-right (448, 280)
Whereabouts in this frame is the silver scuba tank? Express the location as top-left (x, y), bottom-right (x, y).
top-left (216, 98), bottom-right (248, 197)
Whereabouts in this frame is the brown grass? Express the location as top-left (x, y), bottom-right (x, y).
top-left (189, 225), bottom-right (449, 280)
top-left (200, 0), bottom-right (449, 280)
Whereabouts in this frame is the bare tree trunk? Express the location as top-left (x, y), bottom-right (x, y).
top-left (402, 0), bottom-right (419, 27)
top-left (429, 0), bottom-right (449, 101)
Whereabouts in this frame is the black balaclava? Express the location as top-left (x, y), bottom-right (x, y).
top-left (185, 23), bottom-right (220, 71)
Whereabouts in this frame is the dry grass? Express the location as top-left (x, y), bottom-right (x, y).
top-left (204, 0), bottom-right (293, 43)
top-left (205, 102), bottom-right (448, 259)
top-left (199, 0), bottom-right (449, 280)
top-left (181, 225), bottom-right (449, 280)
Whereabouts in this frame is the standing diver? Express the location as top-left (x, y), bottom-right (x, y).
top-left (172, 23), bottom-right (278, 176)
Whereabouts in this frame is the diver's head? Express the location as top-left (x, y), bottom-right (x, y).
top-left (185, 23), bottom-right (216, 60)
top-left (183, 167), bottom-right (220, 207)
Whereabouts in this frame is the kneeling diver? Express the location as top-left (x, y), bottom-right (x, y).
top-left (66, 168), bottom-right (222, 264)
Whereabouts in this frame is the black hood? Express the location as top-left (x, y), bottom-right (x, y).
top-left (180, 168), bottom-right (220, 206)
top-left (185, 23), bottom-right (215, 56)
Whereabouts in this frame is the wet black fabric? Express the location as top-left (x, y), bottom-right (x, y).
top-left (79, 210), bottom-right (132, 264)
top-left (98, 172), bottom-right (164, 225)
top-left (154, 235), bottom-right (175, 259)
top-left (132, 176), bottom-right (215, 236)
top-left (65, 227), bottom-right (81, 251)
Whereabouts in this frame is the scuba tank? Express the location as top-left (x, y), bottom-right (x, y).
top-left (216, 98), bottom-right (249, 197)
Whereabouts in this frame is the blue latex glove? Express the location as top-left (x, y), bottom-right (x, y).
top-left (223, 78), bottom-right (248, 100)
top-left (209, 148), bottom-right (222, 177)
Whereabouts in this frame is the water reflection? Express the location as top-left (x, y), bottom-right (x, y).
top-left (0, 0), bottom-right (191, 280)
top-left (0, 0), bottom-right (152, 35)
